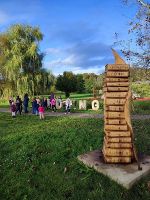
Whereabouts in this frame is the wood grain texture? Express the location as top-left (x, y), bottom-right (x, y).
top-left (103, 50), bottom-right (134, 163)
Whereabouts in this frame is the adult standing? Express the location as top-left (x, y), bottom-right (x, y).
top-left (23, 93), bottom-right (29, 113)
top-left (20, 97), bottom-right (23, 113)
top-left (65, 96), bottom-right (72, 114)
top-left (36, 97), bottom-right (40, 115)
top-left (49, 93), bottom-right (54, 109)
top-left (16, 96), bottom-right (22, 115)
top-left (32, 97), bottom-right (37, 114)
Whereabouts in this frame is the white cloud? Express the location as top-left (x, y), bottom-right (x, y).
top-left (44, 41), bottom-right (113, 75)
top-left (45, 48), bottom-right (61, 55)
top-left (61, 55), bottom-right (76, 65)
top-left (44, 57), bottom-right (105, 76)
top-left (0, 10), bottom-right (10, 24)
top-left (45, 54), bottom-right (76, 67)
top-left (72, 66), bottom-right (104, 74)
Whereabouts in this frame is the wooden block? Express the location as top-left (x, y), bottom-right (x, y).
top-left (106, 137), bottom-right (132, 143)
top-left (105, 98), bottom-right (126, 105)
top-left (105, 111), bottom-right (124, 118)
top-left (106, 119), bottom-right (126, 125)
top-left (105, 125), bottom-right (128, 131)
top-left (106, 64), bottom-right (129, 71)
top-left (105, 78), bottom-right (129, 82)
top-left (106, 71), bottom-right (129, 77)
top-left (104, 148), bottom-right (132, 157)
top-left (104, 156), bottom-right (131, 163)
top-left (107, 87), bottom-right (128, 92)
top-left (105, 131), bottom-right (131, 137)
top-left (106, 82), bottom-right (129, 87)
top-left (105, 92), bottom-right (127, 98)
top-left (106, 106), bottom-right (124, 112)
top-left (105, 142), bottom-right (132, 149)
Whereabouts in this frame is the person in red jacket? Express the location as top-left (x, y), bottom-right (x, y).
top-left (38, 104), bottom-right (45, 119)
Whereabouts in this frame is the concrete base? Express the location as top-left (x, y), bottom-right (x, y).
top-left (77, 150), bottom-right (150, 189)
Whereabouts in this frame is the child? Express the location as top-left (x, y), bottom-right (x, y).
top-left (11, 101), bottom-right (16, 117)
top-left (9, 97), bottom-right (13, 112)
top-left (9, 97), bottom-right (13, 105)
top-left (65, 97), bottom-right (72, 114)
top-left (51, 98), bottom-right (56, 112)
top-left (38, 104), bottom-right (45, 119)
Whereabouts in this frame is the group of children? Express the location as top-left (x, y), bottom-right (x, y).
top-left (9, 94), bottom-right (72, 120)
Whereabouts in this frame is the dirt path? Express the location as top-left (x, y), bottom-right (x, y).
top-left (0, 108), bottom-right (150, 120)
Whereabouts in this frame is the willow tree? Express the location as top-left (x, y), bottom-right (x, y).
top-left (0, 24), bottom-right (45, 97)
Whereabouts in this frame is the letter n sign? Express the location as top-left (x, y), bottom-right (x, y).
top-left (79, 100), bottom-right (87, 110)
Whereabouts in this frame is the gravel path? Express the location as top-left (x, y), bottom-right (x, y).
top-left (0, 108), bottom-right (150, 120)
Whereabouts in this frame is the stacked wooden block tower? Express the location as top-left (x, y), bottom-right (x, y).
top-left (103, 49), bottom-right (134, 163)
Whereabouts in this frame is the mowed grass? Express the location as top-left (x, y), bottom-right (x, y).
top-left (133, 101), bottom-right (150, 114)
top-left (0, 113), bottom-right (150, 200)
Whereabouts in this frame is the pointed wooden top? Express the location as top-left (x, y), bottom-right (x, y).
top-left (111, 48), bottom-right (126, 64)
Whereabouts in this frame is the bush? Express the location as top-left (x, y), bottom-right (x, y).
top-left (132, 82), bottom-right (150, 97)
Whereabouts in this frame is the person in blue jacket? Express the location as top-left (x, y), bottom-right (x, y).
top-left (32, 97), bottom-right (38, 114)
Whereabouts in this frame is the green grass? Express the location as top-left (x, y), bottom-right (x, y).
top-left (0, 99), bottom-right (9, 107)
top-left (37, 92), bottom-right (93, 100)
top-left (69, 93), bottom-right (93, 99)
top-left (0, 113), bottom-right (150, 200)
top-left (132, 101), bottom-right (150, 114)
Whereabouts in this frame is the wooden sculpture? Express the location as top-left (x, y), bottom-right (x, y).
top-left (102, 49), bottom-right (138, 164)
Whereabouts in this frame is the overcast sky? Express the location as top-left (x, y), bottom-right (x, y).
top-left (0, 0), bottom-right (139, 75)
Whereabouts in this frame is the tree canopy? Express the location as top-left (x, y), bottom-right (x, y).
top-left (56, 71), bottom-right (77, 97)
top-left (0, 24), bottom-right (54, 98)
top-left (115, 0), bottom-right (150, 68)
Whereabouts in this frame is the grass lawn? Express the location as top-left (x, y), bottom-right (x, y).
top-left (132, 101), bottom-right (150, 115)
top-left (0, 113), bottom-right (150, 200)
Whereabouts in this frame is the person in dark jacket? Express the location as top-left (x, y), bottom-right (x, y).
top-left (23, 93), bottom-right (29, 113)
top-left (20, 97), bottom-right (23, 113)
top-left (42, 97), bottom-right (47, 109)
top-left (32, 97), bottom-right (38, 114)
top-left (49, 93), bottom-right (54, 109)
top-left (16, 96), bottom-right (22, 115)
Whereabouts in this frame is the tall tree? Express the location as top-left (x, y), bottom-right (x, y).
top-left (76, 74), bottom-right (85, 93)
top-left (82, 73), bottom-right (98, 92)
top-left (56, 71), bottom-right (77, 97)
top-left (0, 24), bottom-right (48, 97)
